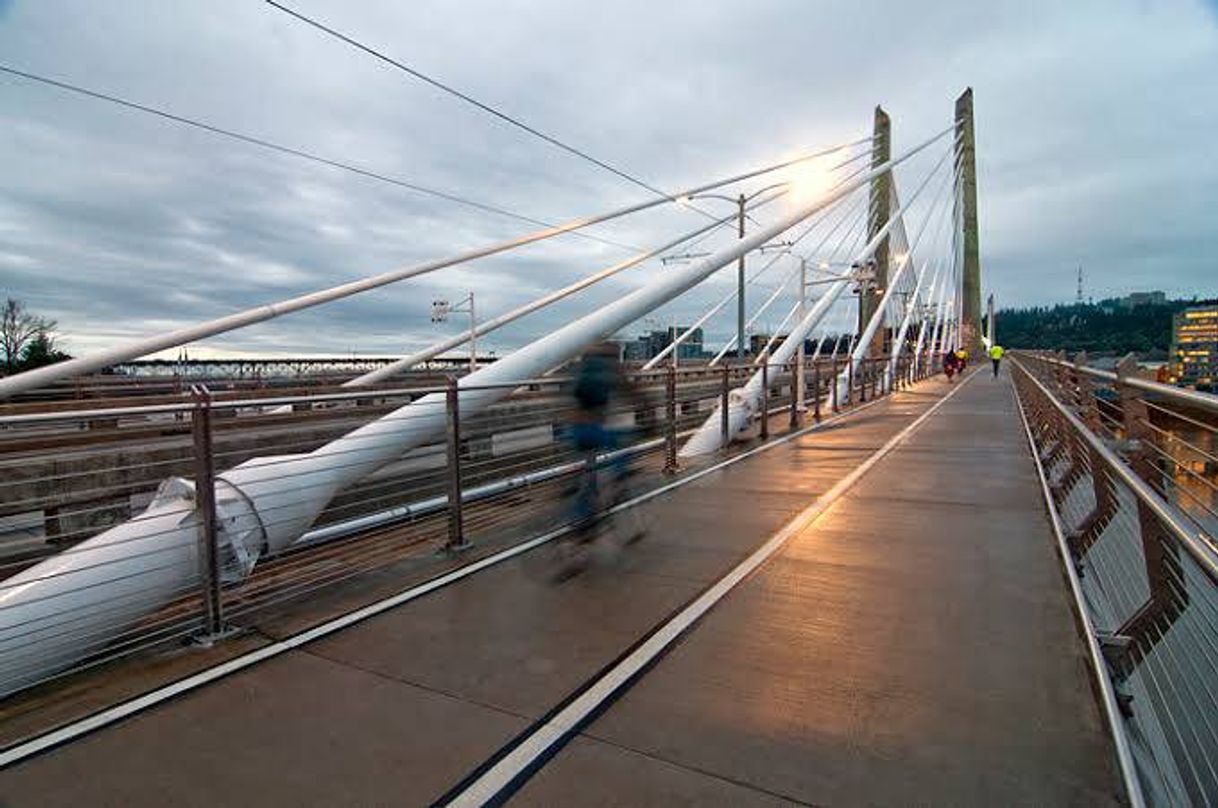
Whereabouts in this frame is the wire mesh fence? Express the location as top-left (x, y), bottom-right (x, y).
top-left (1013, 352), bottom-right (1218, 806)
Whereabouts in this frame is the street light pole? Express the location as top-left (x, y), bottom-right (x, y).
top-left (796, 256), bottom-right (807, 413)
top-left (674, 183), bottom-right (787, 365)
top-left (468, 292), bottom-right (477, 373)
top-left (737, 193), bottom-right (746, 362)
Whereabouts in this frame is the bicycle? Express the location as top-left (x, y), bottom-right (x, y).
top-left (549, 441), bottom-right (649, 582)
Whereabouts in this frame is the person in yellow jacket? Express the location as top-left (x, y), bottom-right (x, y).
top-left (989, 344), bottom-right (1005, 377)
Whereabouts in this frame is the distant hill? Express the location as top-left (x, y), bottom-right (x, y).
top-left (995, 297), bottom-right (1217, 359)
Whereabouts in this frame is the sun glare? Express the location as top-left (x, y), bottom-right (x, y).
top-left (785, 158), bottom-right (835, 208)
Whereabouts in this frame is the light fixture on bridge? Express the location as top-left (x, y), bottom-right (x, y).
top-left (431, 294), bottom-right (477, 373)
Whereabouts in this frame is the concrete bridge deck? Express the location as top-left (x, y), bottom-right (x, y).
top-left (0, 372), bottom-right (1124, 806)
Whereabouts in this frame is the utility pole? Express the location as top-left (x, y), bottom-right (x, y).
top-left (796, 256), bottom-right (808, 413)
top-left (861, 106), bottom-right (891, 356)
top-left (955, 88), bottom-right (983, 352)
top-left (431, 292), bottom-right (477, 373)
top-left (737, 193), bottom-right (746, 362)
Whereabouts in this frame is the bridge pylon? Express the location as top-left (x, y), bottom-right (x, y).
top-left (859, 105), bottom-right (891, 355)
top-left (955, 87), bottom-right (983, 353)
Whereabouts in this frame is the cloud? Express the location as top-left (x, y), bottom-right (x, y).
top-left (0, 0), bottom-right (1215, 361)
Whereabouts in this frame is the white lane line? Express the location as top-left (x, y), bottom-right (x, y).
top-left (0, 381), bottom-right (909, 769)
top-left (443, 372), bottom-right (974, 807)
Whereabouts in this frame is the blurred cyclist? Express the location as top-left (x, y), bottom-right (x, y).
top-left (554, 342), bottom-right (646, 578)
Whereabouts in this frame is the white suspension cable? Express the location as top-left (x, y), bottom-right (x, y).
top-left (346, 190), bottom-right (789, 385)
top-left (640, 179), bottom-right (863, 371)
top-left (705, 189), bottom-right (869, 366)
top-left (0, 138), bottom-right (873, 398)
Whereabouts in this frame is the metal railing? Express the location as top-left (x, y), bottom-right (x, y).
top-left (0, 352), bottom-right (933, 701)
top-left (1012, 351), bottom-right (1218, 806)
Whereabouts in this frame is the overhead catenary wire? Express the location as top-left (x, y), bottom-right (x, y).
top-left (0, 136), bottom-right (872, 399)
top-left (262, 0), bottom-right (728, 224)
top-left (707, 191), bottom-right (869, 365)
top-left (640, 184), bottom-right (861, 371)
top-left (346, 188), bottom-right (790, 386)
top-left (0, 63), bottom-right (641, 254)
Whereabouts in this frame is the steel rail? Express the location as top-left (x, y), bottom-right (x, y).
top-left (1011, 357), bottom-right (1218, 584)
top-left (1017, 352), bottom-right (1218, 417)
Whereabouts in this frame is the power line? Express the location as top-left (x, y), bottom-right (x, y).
top-left (0, 63), bottom-right (641, 253)
top-left (261, 0), bottom-right (723, 222)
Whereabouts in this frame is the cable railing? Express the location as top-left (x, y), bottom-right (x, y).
top-left (1011, 351), bottom-right (1218, 806)
top-left (0, 353), bottom-right (935, 705)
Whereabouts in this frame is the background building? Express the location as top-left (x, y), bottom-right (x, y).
top-left (619, 326), bottom-right (704, 361)
top-left (1170, 305), bottom-right (1218, 390)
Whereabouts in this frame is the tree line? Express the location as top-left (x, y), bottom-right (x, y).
top-left (1, 298), bottom-right (72, 375)
top-left (993, 297), bottom-right (1217, 358)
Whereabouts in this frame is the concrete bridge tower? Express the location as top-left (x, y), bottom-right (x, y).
top-left (955, 87), bottom-right (983, 351)
top-left (859, 105), bottom-right (891, 354)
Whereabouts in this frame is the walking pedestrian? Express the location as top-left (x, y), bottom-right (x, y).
top-left (989, 344), bottom-right (1005, 377)
top-left (943, 347), bottom-right (957, 382)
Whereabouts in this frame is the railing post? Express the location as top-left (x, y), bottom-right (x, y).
top-left (832, 358), bottom-right (840, 412)
top-left (719, 365), bottom-right (730, 449)
top-left (444, 376), bottom-right (468, 550)
top-left (664, 363), bottom-right (678, 473)
top-left (190, 386), bottom-right (226, 643)
top-left (788, 358), bottom-right (800, 430)
top-left (847, 356), bottom-right (855, 405)
top-left (1111, 355), bottom-right (1186, 673)
top-left (760, 355), bottom-right (770, 440)
top-left (812, 361), bottom-right (822, 422)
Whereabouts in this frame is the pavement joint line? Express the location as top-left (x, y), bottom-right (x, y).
top-left (571, 732), bottom-right (822, 807)
top-left (298, 646), bottom-right (532, 723)
top-left (436, 373), bottom-right (974, 807)
top-left (1010, 363), bottom-right (1145, 808)
top-left (0, 376), bottom-right (928, 770)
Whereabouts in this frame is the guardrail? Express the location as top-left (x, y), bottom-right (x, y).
top-left (1011, 351), bottom-right (1218, 806)
top-left (0, 352), bottom-right (930, 699)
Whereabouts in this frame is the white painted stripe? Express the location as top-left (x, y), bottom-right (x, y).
top-left (445, 372), bottom-right (973, 806)
top-left (1009, 369), bottom-right (1146, 808)
top-left (0, 381), bottom-right (906, 769)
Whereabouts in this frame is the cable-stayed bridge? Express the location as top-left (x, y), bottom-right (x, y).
top-left (0, 75), bottom-right (1216, 806)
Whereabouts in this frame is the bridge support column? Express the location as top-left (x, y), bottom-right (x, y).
top-left (860, 106), bottom-right (891, 355)
top-left (955, 88), bottom-right (983, 354)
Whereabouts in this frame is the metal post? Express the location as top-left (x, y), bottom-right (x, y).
top-left (1111, 354), bottom-right (1186, 674)
top-left (831, 358), bottom-right (840, 412)
top-left (468, 292), bottom-right (477, 373)
top-left (789, 359), bottom-right (800, 430)
top-left (190, 386), bottom-right (225, 642)
top-left (444, 376), bottom-right (467, 550)
top-left (719, 365), bottom-right (730, 447)
top-left (737, 193), bottom-right (747, 361)
top-left (760, 354), bottom-right (770, 440)
top-left (664, 364), bottom-right (679, 473)
top-left (872, 358), bottom-right (879, 399)
top-left (847, 355), bottom-right (855, 406)
top-left (795, 257), bottom-right (807, 416)
top-left (812, 361), bottom-right (822, 422)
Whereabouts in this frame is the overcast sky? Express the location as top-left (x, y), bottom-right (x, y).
top-left (1, 0), bottom-right (1216, 358)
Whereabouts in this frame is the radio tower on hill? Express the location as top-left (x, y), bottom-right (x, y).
top-left (1075, 265), bottom-right (1084, 305)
